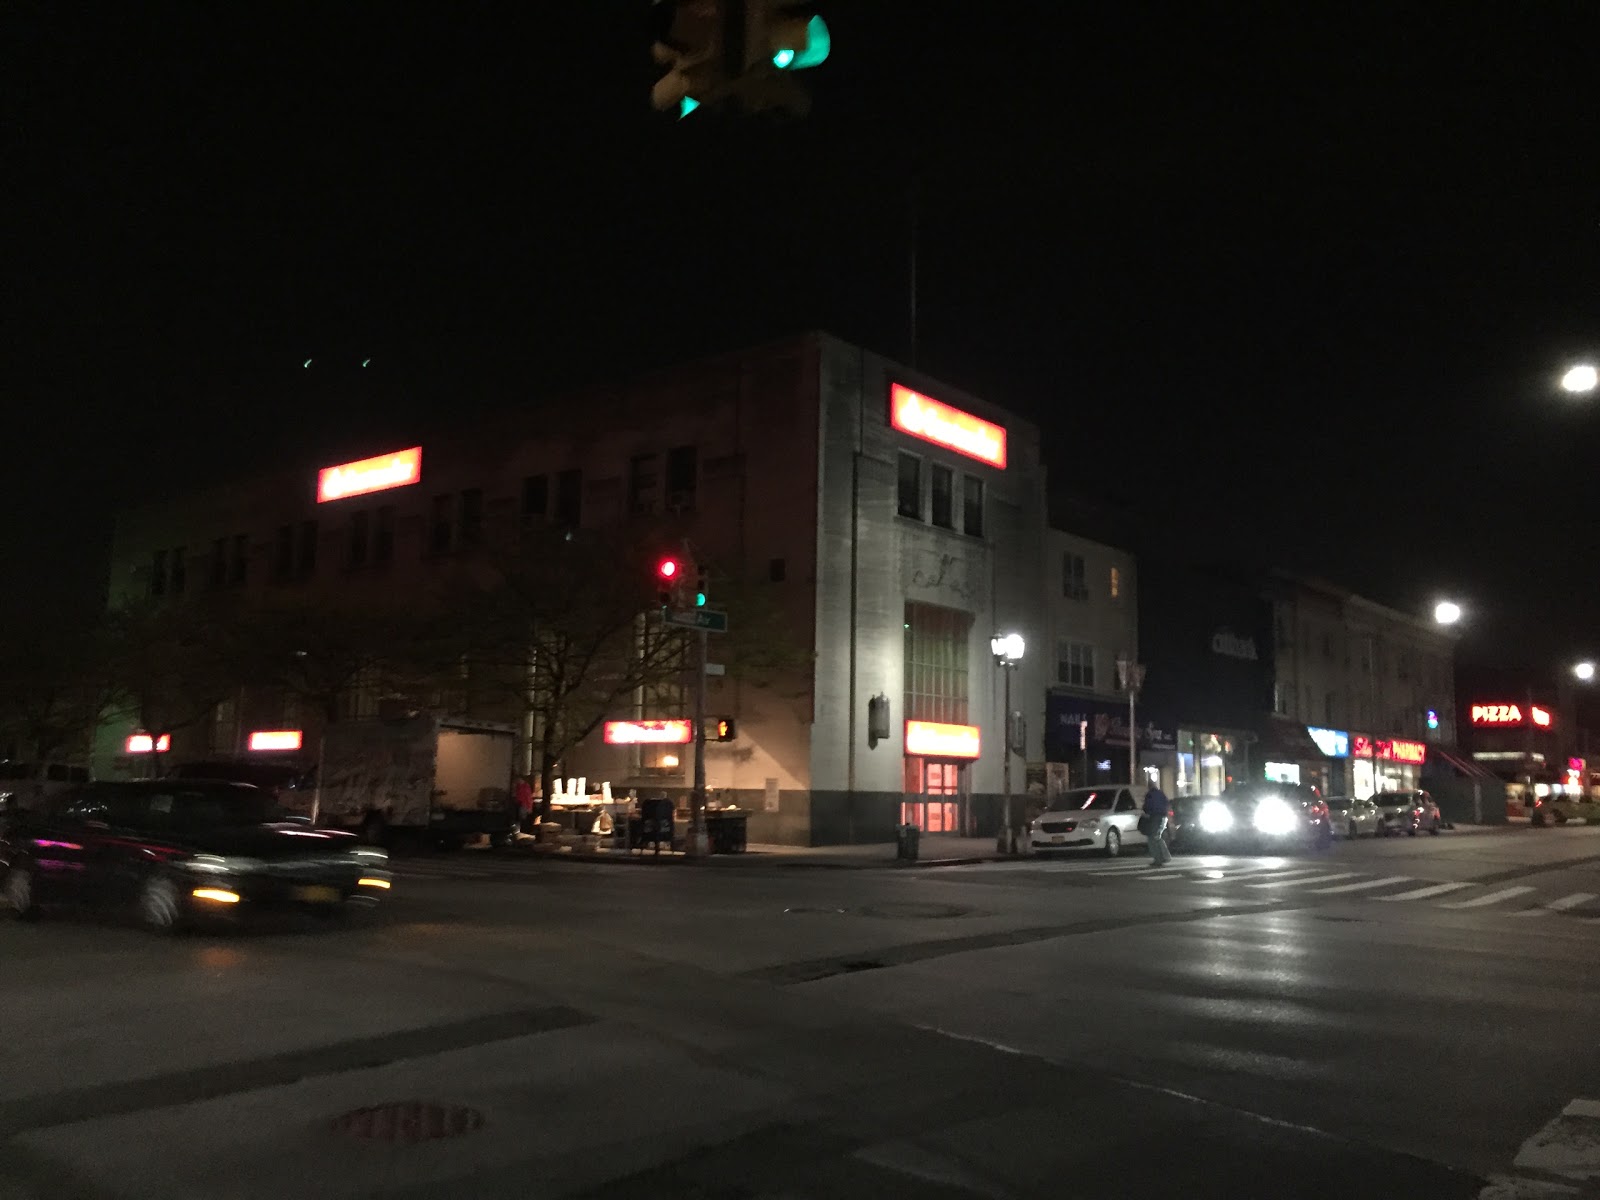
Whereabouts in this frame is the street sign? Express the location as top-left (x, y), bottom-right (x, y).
top-left (663, 608), bottom-right (728, 633)
top-left (704, 662), bottom-right (726, 677)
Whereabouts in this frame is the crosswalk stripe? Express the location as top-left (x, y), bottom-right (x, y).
top-left (1085, 862), bottom-right (1162, 875)
top-left (1130, 869), bottom-right (1188, 881)
top-left (1376, 882), bottom-right (1474, 902)
top-left (1547, 892), bottom-right (1597, 912)
top-left (1190, 865), bottom-right (1320, 881)
top-left (1311, 875), bottom-right (1413, 895)
top-left (1246, 871), bottom-right (1361, 889)
top-left (1441, 885), bottom-right (1535, 909)
top-left (1510, 908), bottom-right (1550, 919)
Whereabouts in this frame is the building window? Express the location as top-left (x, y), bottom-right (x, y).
top-left (273, 525), bottom-right (293, 581)
top-left (769, 557), bottom-right (786, 583)
top-left (150, 549), bottom-right (168, 597)
top-left (930, 464), bottom-right (954, 528)
top-left (522, 474), bottom-right (549, 520)
top-left (1056, 640), bottom-right (1096, 689)
top-left (1303, 684), bottom-right (1313, 719)
top-left (430, 495), bottom-right (454, 555)
top-left (297, 521), bottom-right (317, 577)
top-left (962, 474), bottom-right (984, 537)
top-left (459, 488), bottom-right (483, 546)
top-left (628, 453), bottom-right (659, 515)
top-left (374, 506), bottom-right (395, 563)
top-left (1273, 681), bottom-right (1288, 715)
top-left (666, 445), bottom-right (697, 512)
top-left (349, 511), bottom-right (370, 567)
top-left (1062, 553), bottom-right (1087, 601)
top-left (897, 453), bottom-right (922, 520)
top-left (1325, 692), bottom-right (1337, 724)
top-left (1109, 566), bottom-right (1121, 600)
top-left (904, 602), bottom-right (971, 724)
top-left (230, 534), bottom-right (248, 586)
top-left (555, 468), bottom-right (583, 528)
top-left (169, 546), bottom-right (186, 594)
top-left (209, 538), bottom-right (226, 588)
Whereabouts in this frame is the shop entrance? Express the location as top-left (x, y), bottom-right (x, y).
top-left (901, 757), bottom-right (966, 834)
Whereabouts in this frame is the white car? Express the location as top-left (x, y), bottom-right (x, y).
top-left (1029, 785), bottom-right (1151, 857)
top-left (1326, 795), bottom-right (1382, 839)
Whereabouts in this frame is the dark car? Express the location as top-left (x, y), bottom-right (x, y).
top-left (168, 759), bottom-right (316, 816)
top-left (1, 780), bottom-right (391, 932)
top-left (1173, 782), bottom-right (1333, 852)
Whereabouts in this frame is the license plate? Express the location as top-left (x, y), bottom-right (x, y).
top-left (1051, 835), bottom-right (1065, 843)
top-left (293, 885), bottom-right (340, 904)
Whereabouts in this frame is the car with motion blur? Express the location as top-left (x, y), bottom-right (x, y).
top-left (168, 759), bottom-right (316, 812)
top-left (1372, 789), bottom-right (1442, 836)
top-left (1531, 790), bottom-right (1600, 826)
top-left (1325, 794), bottom-right (1383, 839)
top-left (1029, 785), bottom-right (1151, 858)
top-left (1, 780), bottom-right (391, 932)
top-left (1173, 782), bottom-right (1332, 853)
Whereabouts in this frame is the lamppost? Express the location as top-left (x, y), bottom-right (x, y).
top-left (1569, 660), bottom-right (1595, 798)
top-left (990, 633), bottom-right (1025, 855)
top-left (1116, 655), bottom-right (1146, 787)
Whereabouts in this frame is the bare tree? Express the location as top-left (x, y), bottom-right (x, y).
top-left (0, 617), bottom-right (118, 763)
top-left (99, 599), bottom-right (242, 759)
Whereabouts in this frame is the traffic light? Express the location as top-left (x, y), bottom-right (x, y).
top-left (656, 556), bottom-right (683, 607)
top-left (650, 0), bottom-right (725, 119)
top-left (714, 717), bottom-right (737, 741)
top-left (651, 1), bottom-right (828, 118)
top-left (695, 567), bottom-right (708, 608)
top-left (749, 3), bottom-right (830, 71)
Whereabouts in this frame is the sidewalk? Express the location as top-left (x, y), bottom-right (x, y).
top-left (501, 835), bottom-right (1011, 869)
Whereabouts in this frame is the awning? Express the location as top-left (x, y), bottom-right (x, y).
top-left (1426, 745), bottom-right (1496, 780)
top-left (1257, 718), bottom-right (1330, 763)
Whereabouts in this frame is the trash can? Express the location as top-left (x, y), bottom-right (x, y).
top-left (896, 823), bottom-right (920, 862)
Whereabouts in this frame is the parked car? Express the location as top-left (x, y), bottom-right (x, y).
top-left (1173, 782), bottom-right (1333, 853)
top-left (1326, 795), bottom-right (1383, 839)
top-left (1028, 786), bottom-right (1151, 857)
top-left (1372, 790), bottom-right (1442, 836)
top-left (0, 760), bottom-right (91, 818)
top-left (1, 780), bottom-right (391, 932)
top-left (1531, 792), bottom-right (1600, 826)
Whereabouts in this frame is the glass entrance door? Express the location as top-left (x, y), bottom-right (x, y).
top-left (901, 758), bottom-right (965, 833)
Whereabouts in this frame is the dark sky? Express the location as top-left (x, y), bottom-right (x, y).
top-left (6, 3), bottom-right (1598, 671)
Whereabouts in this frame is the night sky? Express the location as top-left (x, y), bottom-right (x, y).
top-left (7, 4), bottom-right (1597, 672)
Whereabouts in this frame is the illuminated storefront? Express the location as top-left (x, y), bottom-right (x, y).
top-left (1352, 735), bottom-right (1427, 795)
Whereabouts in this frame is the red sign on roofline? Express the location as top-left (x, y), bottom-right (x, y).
top-left (889, 384), bottom-right (1007, 469)
top-left (317, 446), bottom-right (423, 503)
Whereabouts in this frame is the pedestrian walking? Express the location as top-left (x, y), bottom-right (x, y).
top-left (514, 775), bottom-right (535, 835)
top-left (1142, 784), bottom-right (1172, 867)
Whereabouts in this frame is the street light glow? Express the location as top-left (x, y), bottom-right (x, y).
top-left (1575, 661), bottom-right (1596, 682)
top-left (1561, 363), bottom-right (1598, 395)
top-left (1434, 601), bottom-right (1462, 626)
top-left (990, 633), bottom-right (1025, 662)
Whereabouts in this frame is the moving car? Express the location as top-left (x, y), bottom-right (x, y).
top-left (1, 780), bottom-right (391, 932)
top-left (1173, 782), bottom-right (1332, 853)
top-left (1372, 790), bottom-right (1442, 836)
top-left (1326, 794), bottom-right (1382, 839)
top-left (1029, 786), bottom-right (1151, 857)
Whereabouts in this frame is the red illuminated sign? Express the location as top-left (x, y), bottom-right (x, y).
top-left (1352, 736), bottom-right (1427, 765)
top-left (1470, 703), bottom-right (1554, 729)
top-left (317, 446), bottom-right (423, 503)
top-left (248, 730), bottom-right (304, 752)
top-left (604, 720), bottom-right (693, 745)
top-left (1532, 705), bottom-right (1553, 728)
top-left (904, 720), bottom-right (981, 759)
top-left (125, 733), bottom-right (171, 754)
top-left (889, 384), bottom-right (1007, 469)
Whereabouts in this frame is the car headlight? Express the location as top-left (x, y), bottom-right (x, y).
top-left (1198, 801), bottom-right (1234, 833)
top-left (1252, 797), bottom-right (1298, 835)
top-left (1080, 818), bottom-right (1100, 828)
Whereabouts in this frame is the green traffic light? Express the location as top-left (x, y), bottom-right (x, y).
top-left (773, 16), bottom-right (830, 70)
top-left (679, 96), bottom-right (700, 118)
top-left (772, 48), bottom-right (795, 68)
top-left (695, 591), bottom-right (706, 607)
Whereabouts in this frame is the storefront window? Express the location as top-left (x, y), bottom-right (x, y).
top-left (1265, 762), bottom-right (1301, 784)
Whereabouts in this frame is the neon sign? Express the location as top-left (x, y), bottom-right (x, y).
top-left (904, 720), bottom-right (981, 759)
top-left (604, 719), bottom-right (693, 745)
top-left (1532, 705), bottom-right (1553, 728)
top-left (125, 733), bottom-right (171, 754)
top-left (248, 730), bottom-right (304, 752)
top-left (317, 446), bottom-right (423, 503)
top-left (1306, 727), bottom-right (1349, 758)
top-left (1470, 703), bottom-right (1553, 728)
top-left (889, 384), bottom-right (1007, 469)
top-left (1352, 735), bottom-right (1426, 765)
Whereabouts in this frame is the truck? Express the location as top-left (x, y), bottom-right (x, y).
top-left (311, 714), bottom-right (518, 848)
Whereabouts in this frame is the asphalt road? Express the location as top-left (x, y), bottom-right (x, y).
top-left (2, 827), bottom-right (1598, 1200)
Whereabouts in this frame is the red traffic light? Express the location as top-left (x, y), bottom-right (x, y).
top-left (657, 558), bottom-right (680, 581)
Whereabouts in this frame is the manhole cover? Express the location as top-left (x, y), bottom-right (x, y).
top-left (856, 901), bottom-right (976, 920)
top-left (330, 1101), bottom-right (486, 1143)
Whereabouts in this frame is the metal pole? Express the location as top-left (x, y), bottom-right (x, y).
top-left (1002, 663), bottom-right (1013, 854)
top-left (689, 626), bottom-right (709, 856)
top-left (1128, 685), bottom-right (1137, 786)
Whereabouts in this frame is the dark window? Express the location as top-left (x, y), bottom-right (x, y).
top-left (230, 534), bottom-right (248, 586)
top-left (274, 525), bottom-right (293, 580)
top-left (46, 764), bottom-right (70, 782)
top-left (628, 454), bottom-right (659, 515)
top-left (1062, 553), bottom-right (1087, 600)
top-left (349, 511), bottom-right (370, 567)
top-left (150, 549), bottom-right (167, 596)
top-left (374, 506), bottom-right (395, 563)
top-left (930, 464), bottom-right (954, 528)
top-left (897, 453), bottom-right (922, 519)
top-left (555, 468), bottom-right (582, 528)
top-left (430, 494), bottom-right (454, 554)
top-left (962, 475), bottom-right (984, 537)
top-left (521, 474), bottom-right (548, 519)
top-left (666, 445), bottom-right (697, 511)
top-left (170, 546), bottom-right (186, 593)
top-left (459, 488), bottom-right (483, 545)
top-left (769, 557), bottom-right (787, 583)
top-left (297, 521), bottom-right (317, 577)
top-left (209, 538), bottom-right (226, 588)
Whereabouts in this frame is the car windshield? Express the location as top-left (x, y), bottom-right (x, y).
top-left (146, 788), bottom-right (283, 829)
top-left (1047, 789), bottom-right (1116, 812)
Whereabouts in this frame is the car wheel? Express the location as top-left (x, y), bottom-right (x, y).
top-left (1429, 819), bottom-right (1442, 835)
top-left (1104, 828), bottom-right (1122, 858)
top-left (4, 866), bottom-right (40, 922)
top-left (139, 875), bottom-right (184, 934)
top-left (1347, 822), bottom-right (1358, 841)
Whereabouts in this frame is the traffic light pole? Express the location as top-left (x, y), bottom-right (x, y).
top-left (688, 626), bottom-right (710, 857)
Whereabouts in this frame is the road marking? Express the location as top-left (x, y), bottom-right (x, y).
top-left (1376, 881), bottom-right (1475, 902)
top-left (1247, 872), bottom-right (1361, 889)
top-left (1511, 908), bottom-right (1550, 919)
top-left (1130, 869), bottom-right (1188, 881)
top-left (1548, 893), bottom-right (1598, 911)
top-left (1085, 862), bottom-right (1163, 875)
top-left (1310, 875), bottom-right (1413, 894)
top-left (1441, 886), bottom-right (1535, 909)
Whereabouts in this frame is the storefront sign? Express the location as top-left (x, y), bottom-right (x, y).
top-left (1306, 726), bottom-right (1349, 758)
top-left (1532, 705), bottom-right (1553, 728)
top-left (1470, 702), bottom-right (1553, 729)
top-left (889, 383), bottom-right (1007, 469)
top-left (603, 719), bottom-right (693, 745)
top-left (1047, 695), bottom-right (1177, 757)
top-left (904, 720), bottom-right (981, 759)
top-left (1352, 735), bottom-right (1427, 765)
top-left (317, 446), bottom-right (423, 503)
top-left (1210, 629), bottom-right (1259, 661)
top-left (248, 730), bottom-right (304, 752)
top-left (125, 733), bottom-right (171, 754)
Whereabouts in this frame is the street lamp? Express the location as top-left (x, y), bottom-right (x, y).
top-left (1116, 655), bottom-right (1147, 788)
top-left (1574, 661), bottom-right (1595, 683)
top-left (1433, 600), bottom-right (1463, 626)
top-left (1560, 363), bottom-right (1598, 395)
top-left (990, 633), bottom-right (1025, 855)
